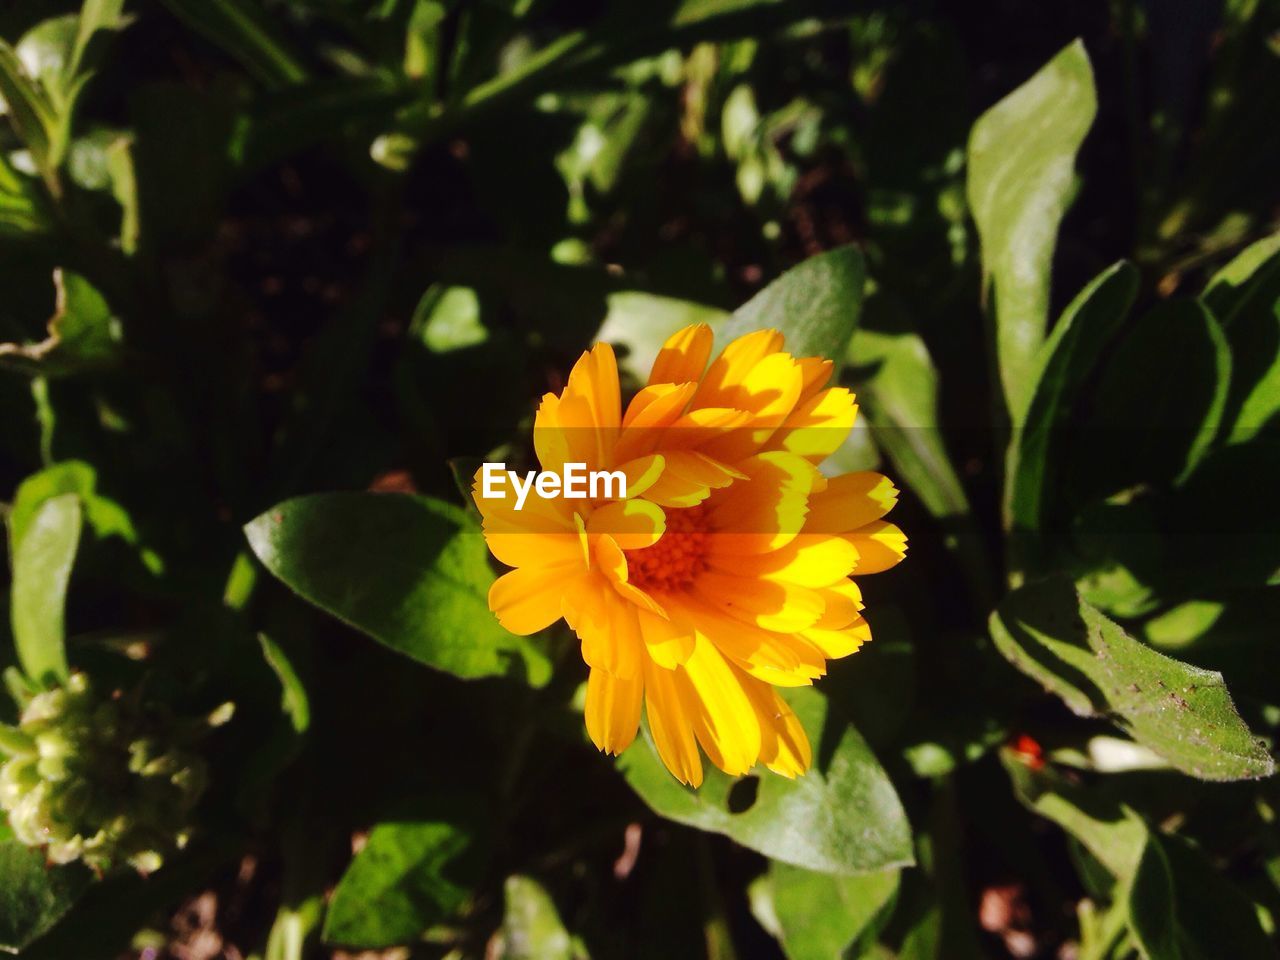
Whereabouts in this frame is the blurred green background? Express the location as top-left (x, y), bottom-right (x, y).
top-left (1, 1), bottom-right (1279, 958)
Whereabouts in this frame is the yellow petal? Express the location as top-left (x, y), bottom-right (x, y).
top-left (564, 577), bottom-right (641, 679)
top-left (489, 563), bottom-right (577, 635)
top-left (638, 607), bottom-right (695, 668)
top-left (738, 673), bottom-right (811, 778)
top-left (805, 472), bottom-right (899, 534)
top-left (846, 521), bottom-right (908, 573)
top-left (649, 323), bottom-right (714, 386)
top-left (765, 388), bottom-right (858, 462)
top-left (708, 534), bottom-right (858, 588)
top-left (813, 579), bottom-right (864, 629)
top-left (616, 454), bottom-right (666, 498)
top-left (643, 655), bottom-right (704, 786)
top-left (694, 328), bottom-right (785, 406)
top-left (587, 499), bottom-right (666, 550)
top-left (680, 637), bottom-right (761, 776)
top-left (694, 570), bottom-right (824, 632)
top-left (585, 668), bottom-right (643, 755)
top-left (795, 356), bottom-right (833, 401)
top-left (800, 616), bottom-right (871, 659)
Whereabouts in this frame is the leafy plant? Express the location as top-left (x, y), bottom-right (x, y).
top-left (0, 2), bottom-right (1277, 959)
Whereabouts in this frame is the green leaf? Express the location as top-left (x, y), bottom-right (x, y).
top-left (257, 632), bottom-right (310, 735)
top-left (9, 461), bottom-right (138, 547)
top-left (765, 862), bottom-right (899, 960)
top-left (8, 492), bottom-right (80, 687)
top-left (0, 39), bottom-right (56, 168)
top-left (1202, 234), bottom-right (1280, 444)
top-left (1126, 832), bottom-right (1274, 960)
top-left (1006, 262), bottom-right (1139, 537)
top-left (0, 270), bottom-right (123, 378)
top-left (1202, 231), bottom-right (1280, 327)
top-left (501, 875), bottom-right (574, 960)
top-left (849, 293), bottom-right (970, 522)
top-left (1003, 751), bottom-right (1146, 879)
top-left (967, 39), bottom-right (1097, 418)
top-left (1070, 299), bottom-right (1231, 499)
top-left (68, 0), bottom-right (128, 84)
top-left (1125, 835), bottom-right (1181, 960)
top-left (153, 0), bottom-right (308, 88)
top-left (321, 797), bottom-right (487, 948)
top-left (618, 687), bottom-right (914, 876)
top-left (848, 292), bottom-right (992, 605)
top-left (719, 245), bottom-right (865, 370)
top-left (244, 493), bottom-right (550, 684)
top-left (0, 838), bottom-right (91, 952)
top-left (990, 578), bottom-right (1275, 781)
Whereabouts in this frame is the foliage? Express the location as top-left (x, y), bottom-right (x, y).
top-left (0, 1), bottom-right (1277, 959)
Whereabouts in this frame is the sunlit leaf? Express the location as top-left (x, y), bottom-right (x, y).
top-left (618, 686), bottom-right (913, 876)
top-left (967, 39), bottom-right (1096, 417)
top-left (245, 493), bottom-right (551, 684)
top-left (990, 578), bottom-right (1274, 781)
top-left (720, 245), bottom-right (865, 371)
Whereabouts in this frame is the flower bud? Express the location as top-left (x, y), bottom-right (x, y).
top-left (0, 673), bottom-right (226, 874)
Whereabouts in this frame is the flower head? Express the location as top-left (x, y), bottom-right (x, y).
top-left (0, 672), bottom-right (230, 874)
top-left (474, 323), bottom-right (906, 786)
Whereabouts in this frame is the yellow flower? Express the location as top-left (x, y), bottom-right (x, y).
top-left (473, 323), bottom-right (906, 786)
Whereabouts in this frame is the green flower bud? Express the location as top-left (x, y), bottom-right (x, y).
top-left (0, 673), bottom-right (227, 875)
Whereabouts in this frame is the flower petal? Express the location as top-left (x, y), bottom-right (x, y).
top-left (649, 322), bottom-right (714, 386)
top-left (846, 521), bottom-right (908, 573)
top-left (643, 655), bottom-right (704, 786)
top-left (805, 472), bottom-right (899, 534)
top-left (585, 668), bottom-right (643, 755)
top-left (680, 636), bottom-right (761, 776)
top-left (489, 563), bottom-right (578, 635)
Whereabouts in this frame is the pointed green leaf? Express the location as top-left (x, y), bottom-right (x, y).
top-left (0, 838), bottom-right (90, 952)
top-left (245, 493), bottom-right (550, 684)
top-left (322, 796), bottom-right (487, 948)
top-left (968, 39), bottom-right (1097, 418)
top-left (8, 492), bottom-right (80, 686)
top-left (618, 687), bottom-right (913, 876)
top-left (1007, 261), bottom-right (1138, 536)
top-left (765, 862), bottom-right (899, 960)
top-left (501, 875), bottom-right (574, 960)
top-left (990, 578), bottom-right (1275, 781)
top-left (719, 245), bottom-right (865, 371)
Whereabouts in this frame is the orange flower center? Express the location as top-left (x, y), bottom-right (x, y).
top-left (627, 505), bottom-right (710, 593)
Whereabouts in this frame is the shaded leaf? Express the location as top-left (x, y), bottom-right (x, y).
top-left (1070, 299), bottom-right (1230, 499)
top-left (257, 632), bottom-right (309, 735)
top-left (1126, 832), bottom-right (1274, 960)
top-left (244, 493), bottom-right (550, 684)
top-left (618, 687), bottom-right (913, 876)
top-left (1202, 234), bottom-right (1280, 443)
top-left (321, 797), bottom-right (488, 949)
top-left (766, 862), bottom-right (899, 960)
top-left (0, 270), bottom-right (123, 378)
top-left (502, 875), bottom-right (575, 960)
top-left (153, 0), bottom-right (308, 88)
top-left (967, 39), bottom-right (1097, 417)
top-left (8, 492), bottom-right (80, 687)
top-left (990, 578), bottom-right (1274, 780)
top-left (1007, 262), bottom-right (1138, 538)
top-left (0, 837), bottom-right (91, 953)
top-left (720, 245), bottom-right (865, 371)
